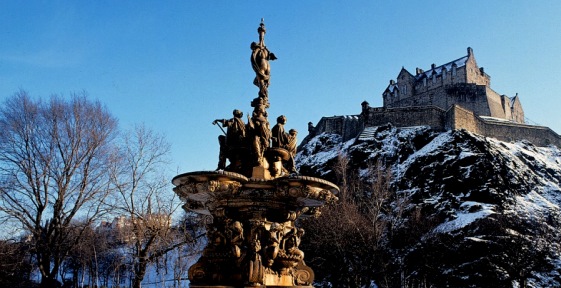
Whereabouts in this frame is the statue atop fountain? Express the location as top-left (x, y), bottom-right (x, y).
top-left (173, 20), bottom-right (338, 287)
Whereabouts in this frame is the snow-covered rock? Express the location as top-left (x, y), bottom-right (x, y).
top-left (296, 125), bottom-right (561, 287)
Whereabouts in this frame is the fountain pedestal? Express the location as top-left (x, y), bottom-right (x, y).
top-left (173, 171), bottom-right (338, 287)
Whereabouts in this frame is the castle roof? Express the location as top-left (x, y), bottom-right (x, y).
top-left (414, 55), bottom-right (468, 80)
top-left (384, 48), bottom-right (473, 94)
top-left (386, 82), bottom-right (398, 93)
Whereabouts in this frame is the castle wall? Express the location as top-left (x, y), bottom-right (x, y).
top-left (445, 105), bottom-right (560, 147)
top-left (411, 65), bottom-right (468, 97)
top-left (441, 67), bottom-right (456, 86)
top-left (465, 53), bottom-right (490, 86)
top-left (485, 87), bottom-right (507, 119)
top-left (364, 106), bottom-right (446, 130)
top-left (397, 69), bottom-right (416, 100)
top-left (478, 119), bottom-right (561, 147)
top-left (302, 104), bottom-right (560, 150)
top-left (314, 115), bottom-right (362, 142)
top-left (386, 82), bottom-right (527, 124)
top-left (511, 97), bottom-right (525, 123)
top-left (446, 105), bottom-right (479, 133)
top-left (299, 115), bottom-right (363, 149)
top-left (502, 95), bottom-right (513, 121)
top-left (388, 83), bottom-right (493, 119)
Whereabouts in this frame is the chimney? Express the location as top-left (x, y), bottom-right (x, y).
top-left (390, 79), bottom-right (395, 85)
top-left (361, 101), bottom-right (370, 110)
top-left (467, 47), bottom-right (473, 56)
top-left (431, 63), bottom-right (436, 70)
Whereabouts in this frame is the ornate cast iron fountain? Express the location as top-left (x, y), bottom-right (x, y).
top-left (173, 20), bottom-right (339, 288)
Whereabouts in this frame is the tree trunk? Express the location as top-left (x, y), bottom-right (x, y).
top-left (133, 259), bottom-right (148, 288)
top-left (72, 267), bottom-right (78, 288)
top-left (38, 252), bottom-right (62, 288)
top-left (40, 276), bottom-right (61, 288)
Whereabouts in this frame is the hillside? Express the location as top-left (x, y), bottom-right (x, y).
top-left (296, 125), bottom-right (561, 287)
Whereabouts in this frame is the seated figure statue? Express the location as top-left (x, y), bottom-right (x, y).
top-left (271, 115), bottom-right (298, 174)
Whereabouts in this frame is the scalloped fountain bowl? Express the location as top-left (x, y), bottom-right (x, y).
top-left (173, 170), bottom-right (339, 218)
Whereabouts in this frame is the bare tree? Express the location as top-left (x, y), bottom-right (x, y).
top-left (301, 153), bottom-right (399, 287)
top-left (63, 222), bottom-right (115, 287)
top-left (363, 160), bottom-right (393, 248)
top-left (0, 91), bottom-right (119, 287)
top-left (0, 238), bottom-right (34, 288)
top-left (110, 124), bottom-right (191, 288)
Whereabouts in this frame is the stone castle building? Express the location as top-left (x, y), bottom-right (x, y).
top-left (302, 47), bottom-right (561, 148)
top-left (382, 47), bottom-right (523, 123)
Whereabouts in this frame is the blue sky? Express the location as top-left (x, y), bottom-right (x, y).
top-left (1, 1), bottom-right (561, 173)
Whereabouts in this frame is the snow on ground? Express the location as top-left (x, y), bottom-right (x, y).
top-left (296, 133), bottom-right (356, 175)
top-left (491, 139), bottom-right (561, 216)
top-left (490, 139), bottom-right (561, 183)
top-left (513, 190), bottom-right (560, 228)
top-left (433, 202), bottom-right (496, 234)
top-left (296, 133), bottom-right (341, 165)
top-left (458, 151), bottom-right (480, 159)
top-left (396, 132), bottom-right (454, 179)
top-left (465, 236), bottom-right (489, 243)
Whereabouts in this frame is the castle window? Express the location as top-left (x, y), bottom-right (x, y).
top-left (423, 78), bottom-right (427, 86)
top-left (403, 85), bottom-right (407, 94)
top-left (432, 74), bottom-right (436, 84)
top-left (442, 69), bottom-right (447, 79)
top-left (452, 65), bottom-right (457, 76)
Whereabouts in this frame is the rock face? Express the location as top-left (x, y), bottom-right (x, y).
top-left (296, 125), bottom-right (561, 287)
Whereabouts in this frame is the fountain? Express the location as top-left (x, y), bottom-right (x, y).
top-left (173, 20), bottom-right (339, 288)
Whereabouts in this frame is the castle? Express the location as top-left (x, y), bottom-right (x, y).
top-left (302, 47), bottom-right (561, 148)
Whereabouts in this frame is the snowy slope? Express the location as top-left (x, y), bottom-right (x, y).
top-left (296, 125), bottom-right (561, 287)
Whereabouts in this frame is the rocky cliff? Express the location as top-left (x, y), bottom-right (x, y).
top-left (296, 125), bottom-right (561, 287)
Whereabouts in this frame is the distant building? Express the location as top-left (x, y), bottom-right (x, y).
top-left (97, 214), bottom-right (172, 244)
top-left (301, 48), bottom-right (561, 148)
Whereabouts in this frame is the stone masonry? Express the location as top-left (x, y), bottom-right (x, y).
top-left (300, 48), bottom-right (561, 149)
